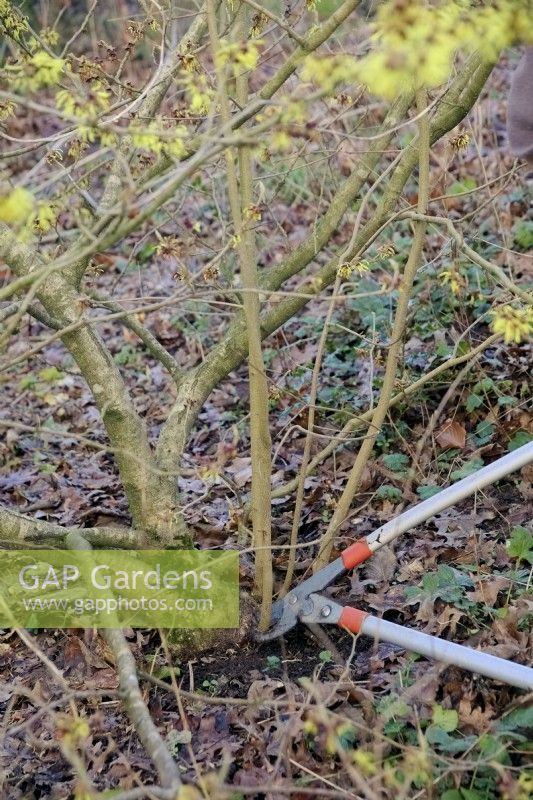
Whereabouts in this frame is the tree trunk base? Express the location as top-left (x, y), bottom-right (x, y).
top-left (166, 591), bottom-right (258, 659)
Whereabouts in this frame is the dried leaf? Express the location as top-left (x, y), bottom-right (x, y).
top-left (363, 546), bottom-right (397, 587)
top-left (435, 420), bottom-right (466, 450)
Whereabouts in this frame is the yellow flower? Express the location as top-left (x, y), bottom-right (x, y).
top-left (130, 121), bottom-right (187, 158)
top-left (356, 51), bottom-right (409, 99)
top-left (0, 186), bottom-right (34, 224)
top-left (25, 51), bottom-right (65, 90)
top-left (243, 204), bottom-right (262, 222)
top-left (181, 73), bottom-right (212, 115)
top-left (250, 12), bottom-right (267, 38)
top-left (46, 149), bottom-right (63, 164)
top-left (234, 42), bottom-right (261, 71)
top-left (257, 144), bottom-right (270, 162)
top-left (272, 130), bottom-right (291, 152)
top-left (0, 100), bottom-right (16, 121)
top-left (0, 0), bottom-right (29, 41)
top-left (357, 0), bottom-right (533, 101)
top-left (338, 259), bottom-right (370, 279)
top-left (32, 202), bottom-right (57, 234)
top-left (377, 244), bottom-right (395, 259)
top-left (337, 262), bottom-right (353, 279)
top-left (517, 772), bottom-right (533, 800)
top-left (56, 82), bottom-right (109, 120)
top-left (450, 131), bottom-right (470, 152)
top-left (352, 750), bottom-right (377, 777)
top-left (40, 28), bottom-right (59, 47)
top-left (301, 53), bottom-right (359, 93)
top-left (164, 127), bottom-right (188, 159)
top-left (491, 306), bottom-right (532, 344)
top-left (216, 41), bottom-right (261, 74)
top-left (67, 138), bottom-right (88, 160)
top-left (440, 269), bottom-right (464, 296)
top-left (179, 52), bottom-right (199, 73)
top-left (131, 127), bottom-right (162, 154)
top-left (352, 259), bottom-right (370, 274)
top-left (59, 715), bottom-right (90, 746)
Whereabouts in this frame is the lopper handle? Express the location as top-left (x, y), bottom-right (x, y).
top-left (338, 608), bottom-right (533, 691)
top-left (338, 606), bottom-right (369, 632)
top-left (338, 441), bottom-right (533, 570)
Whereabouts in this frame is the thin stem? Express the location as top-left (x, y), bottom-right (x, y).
top-left (207, 0), bottom-right (273, 623)
top-left (270, 332), bottom-right (501, 502)
top-left (404, 212), bottom-right (533, 304)
top-left (314, 88), bottom-right (431, 571)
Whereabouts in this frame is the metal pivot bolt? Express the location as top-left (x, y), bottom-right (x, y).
top-left (320, 604), bottom-right (332, 619)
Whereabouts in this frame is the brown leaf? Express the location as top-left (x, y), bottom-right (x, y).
top-left (466, 576), bottom-right (509, 605)
top-left (363, 546), bottom-right (397, 588)
top-left (436, 605), bottom-right (465, 637)
top-left (247, 678), bottom-right (283, 704)
top-left (225, 457), bottom-right (253, 488)
top-left (89, 668), bottom-right (119, 690)
top-left (435, 420), bottom-right (466, 450)
top-left (63, 636), bottom-right (87, 671)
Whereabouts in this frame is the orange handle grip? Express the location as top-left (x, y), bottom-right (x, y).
top-left (341, 539), bottom-right (372, 570)
top-left (338, 606), bottom-right (368, 634)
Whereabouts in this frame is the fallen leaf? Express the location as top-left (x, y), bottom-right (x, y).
top-left (466, 575), bottom-right (509, 605)
top-left (363, 546), bottom-right (397, 587)
top-left (435, 420), bottom-right (466, 449)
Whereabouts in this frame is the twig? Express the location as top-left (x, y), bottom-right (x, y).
top-left (407, 354), bottom-right (482, 491)
top-left (207, 0), bottom-right (273, 624)
top-left (270, 333), bottom-right (500, 502)
top-left (404, 212), bottom-right (533, 304)
top-left (87, 290), bottom-right (182, 383)
top-left (283, 145), bottom-right (405, 596)
top-left (66, 532), bottom-right (181, 791)
top-left (314, 88), bottom-right (431, 570)
top-left (240, 0), bottom-right (306, 47)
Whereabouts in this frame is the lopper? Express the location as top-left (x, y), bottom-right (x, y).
top-left (256, 441), bottom-right (533, 690)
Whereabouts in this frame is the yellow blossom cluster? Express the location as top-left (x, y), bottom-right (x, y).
top-left (302, 54), bottom-right (359, 94)
top-left (216, 40), bottom-right (262, 74)
top-left (10, 50), bottom-right (66, 92)
top-left (449, 131), bottom-right (471, 152)
top-left (303, 0), bottom-right (533, 100)
top-left (56, 83), bottom-right (110, 120)
top-left (55, 81), bottom-right (114, 150)
top-left (337, 259), bottom-right (371, 279)
top-left (131, 121), bottom-right (188, 159)
top-left (0, 100), bottom-right (15, 121)
top-left (440, 267), bottom-right (466, 296)
top-left (250, 12), bottom-right (267, 38)
top-left (0, 186), bottom-right (33, 225)
top-left (32, 202), bottom-right (57, 235)
top-left (0, 0), bottom-right (28, 42)
top-left (0, 186), bottom-right (59, 236)
top-left (491, 305), bottom-right (533, 344)
top-left (377, 244), bottom-right (396, 260)
top-left (180, 72), bottom-right (213, 116)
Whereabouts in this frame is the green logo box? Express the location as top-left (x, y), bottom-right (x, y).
top-left (0, 550), bottom-right (239, 629)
